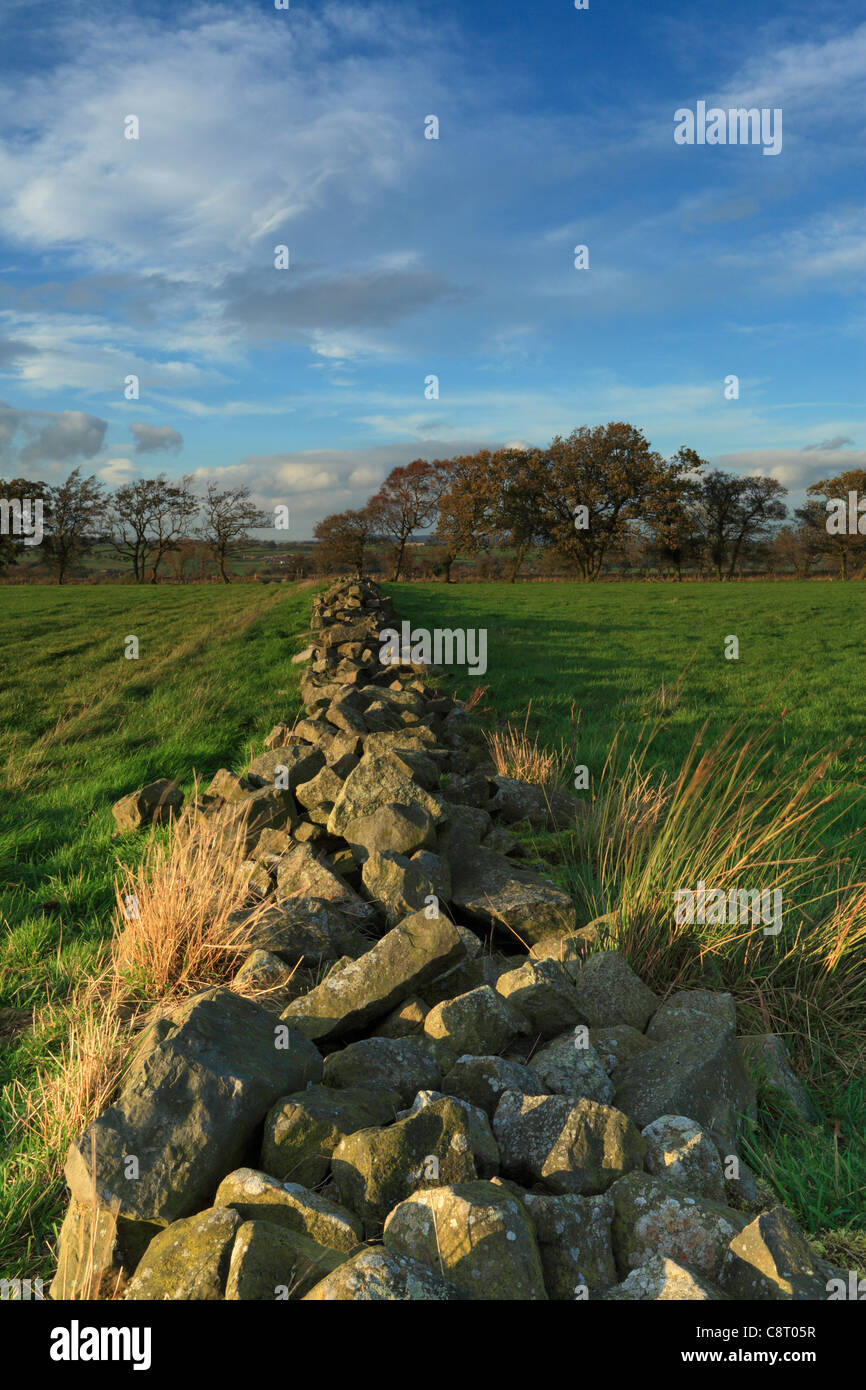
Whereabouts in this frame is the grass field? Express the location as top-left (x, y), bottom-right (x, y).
top-left (0, 582), bottom-right (318, 1279)
top-left (2, 576), bottom-right (864, 1286)
top-left (386, 579), bottom-right (866, 1258)
top-left (385, 579), bottom-right (866, 829)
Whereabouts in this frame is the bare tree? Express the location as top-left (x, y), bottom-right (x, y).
top-left (197, 483), bottom-right (268, 583)
top-left (42, 468), bottom-right (108, 584)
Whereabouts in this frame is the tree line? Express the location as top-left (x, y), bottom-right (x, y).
top-left (314, 423), bottom-right (866, 582)
top-left (3, 423), bottom-right (864, 584)
top-left (0, 471), bottom-right (268, 584)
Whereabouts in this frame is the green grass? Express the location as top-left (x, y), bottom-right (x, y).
top-left (384, 579), bottom-right (866, 829)
top-left (386, 580), bottom-right (866, 1256)
top-left (0, 581), bottom-right (319, 1280)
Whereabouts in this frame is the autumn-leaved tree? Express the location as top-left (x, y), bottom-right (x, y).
top-left (436, 451), bottom-right (504, 581)
top-left (528, 423), bottom-right (683, 581)
top-left (367, 458), bottom-right (450, 580)
top-left (796, 469), bottom-right (866, 580)
top-left (314, 507), bottom-right (374, 575)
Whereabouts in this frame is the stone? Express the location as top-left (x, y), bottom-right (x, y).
top-left (322, 1037), bottom-right (443, 1106)
top-left (112, 779), bottom-right (183, 832)
top-left (225, 900), bottom-right (365, 965)
top-left (232, 949), bottom-right (297, 1014)
top-left (520, 1190), bottom-right (617, 1297)
top-left (383, 1181), bottom-right (546, 1300)
top-left (451, 848), bottom-right (576, 947)
top-left (493, 1090), bottom-right (646, 1195)
top-left (495, 959), bottom-right (587, 1036)
top-left (342, 802), bottom-right (439, 863)
top-left (49, 1198), bottom-right (158, 1301)
top-left (397, 1091), bottom-right (500, 1178)
top-left (206, 768), bottom-right (252, 802)
top-left (330, 1096), bottom-right (480, 1234)
top-left (214, 1168), bottom-right (363, 1252)
top-left (303, 1247), bottom-right (463, 1301)
top-left (601, 1254), bottom-right (729, 1301)
top-left (590, 1024), bottom-right (655, 1076)
top-left (225, 1219), bottom-right (347, 1300)
top-left (646, 990), bottom-right (737, 1043)
top-left (280, 912), bottom-right (466, 1041)
top-left (274, 843), bottom-right (374, 923)
top-left (261, 1086), bottom-right (401, 1188)
top-left (571, 951), bottom-right (659, 1030)
top-left (609, 1172), bottom-right (748, 1280)
top-left (489, 776), bottom-right (585, 829)
top-left (293, 765), bottom-right (344, 815)
top-left (422, 985), bottom-right (525, 1071)
top-left (328, 751), bottom-right (445, 836)
top-left (64, 989), bottom-right (322, 1229)
top-left (738, 1034), bottom-right (818, 1123)
top-left (361, 849), bottom-right (437, 924)
top-left (641, 1116), bottom-right (726, 1202)
top-left (614, 1027), bottom-right (757, 1155)
top-left (527, 1033), bottom-right (615, 1104)
top-left (373, 995), bottom-right (428, 1039)
top-left (441, 1055), bottom-right (549, 1119)
top-left (720, 1207), bottom-right (832, 1300)
top-left (126, 1207), bottom-right (241, 1300)
top-left (531, 927), bottom-right (602, 976)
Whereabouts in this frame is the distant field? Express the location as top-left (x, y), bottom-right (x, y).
top-left (0, 582), bottom-right (318, 1276)
top-left (385, 580), bottom-right (866, 835)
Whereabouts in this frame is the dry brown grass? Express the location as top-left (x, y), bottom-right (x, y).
top-left (485, 701), bottom-right (571, 788)
top-left (10, 799), bottom-right (275, 1297)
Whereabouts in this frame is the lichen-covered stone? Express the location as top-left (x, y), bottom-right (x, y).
top-left (494, 959), bottom-right (587, 1037)
top-left (397, 1091), bottom-right (500, 1178)
top-left (330, 1096), bottom-right (480, 1234)
top-left (527, 1032), bottom-right (614, 1104)
top-left (738, 1034), bottom-right (817, 1123)
top-left (590, 1024), bottom-right (655, 1076)
top-left (600, 1254), bottom-right (729, 1301)
top-left (646, 990), bottom-right (737, 1043)
top-left (303, 1246), bottom-right (464, 1300)
top-left (214, 1168), bottom-right (362, 1252)
top-left (322, 1038), bottom-right (443, 1109)
top-left (641, 1116), bottom-right (726, 1202)
top-left (422, 985), bottom-right (525, 1070)
top-left (493, 1090), bottom-right (646, 1195)
top-left (441, 1055), bottom-right (548, 1118)
top-left (520, 1190), bottom-right (617, 1298)
top-left (571, 951), bottom-right (659, 1030)
top-left (720, 1206), bottom-right (833, 1300)
top-left (614, 1027), bottom-right (756, 1155)
top-left (450, 848), bottom-right (576, 946)
top-left (280, 911), bottom-right (465, 1042)
top-left (383, 1181), bottom-right (546, 1299)
top-left (609, 1171), bottom-right (748, 1280)
top-left (112, 779), bottom-right (183, 832)
top-left (65, 989), bottom-right (321, 1229)
top-left (225, 1219), bottom-right (347, 1300)
top-left (126, 1207), bottom-right (241, 1300)
top-left (261, 1085), bottom-right (401, 1188)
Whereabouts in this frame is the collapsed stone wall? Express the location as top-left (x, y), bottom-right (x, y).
top-left (52, 577), bottom-right (836, 1301)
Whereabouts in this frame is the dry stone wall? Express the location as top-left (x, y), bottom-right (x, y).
top-left (52, 577), bottom-right (840, 1302)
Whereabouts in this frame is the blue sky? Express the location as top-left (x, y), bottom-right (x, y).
top-left (0, 0), bottom-right (863, 535)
